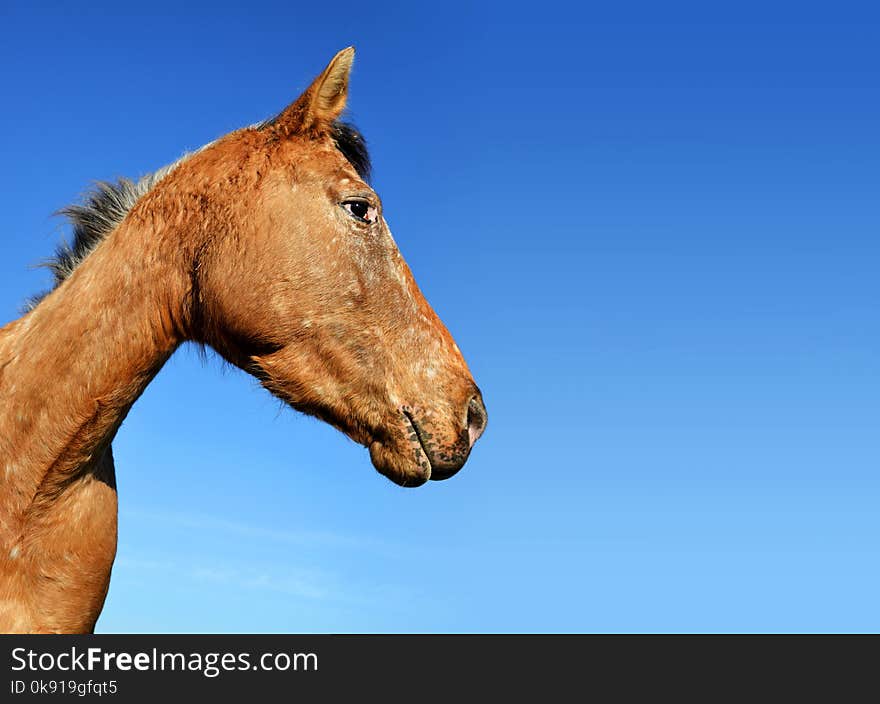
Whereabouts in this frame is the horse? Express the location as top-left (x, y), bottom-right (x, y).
top-left (0, 47), bottom-right (486, 633)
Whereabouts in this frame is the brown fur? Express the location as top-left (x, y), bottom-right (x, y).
top-left (0, 48), bottom-right (486, 633)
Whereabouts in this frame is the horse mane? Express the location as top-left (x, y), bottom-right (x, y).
top-left (329, 121), bottom-right (371, 183)
top-left (26, 120), bottom-right (370, 310)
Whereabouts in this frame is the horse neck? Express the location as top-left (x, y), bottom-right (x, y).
top-left (0, 202), bottom-right (191, 631)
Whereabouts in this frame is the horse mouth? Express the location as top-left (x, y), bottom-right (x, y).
top-left (402, 409), bottom-right (434, 479)
top-left (366, 411), bottom-right (432, 488)
top-left (368, 409), bottom-right (469, 487)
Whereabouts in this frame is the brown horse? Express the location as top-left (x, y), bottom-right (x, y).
top-left (0, 48), bottom-right (486, 633)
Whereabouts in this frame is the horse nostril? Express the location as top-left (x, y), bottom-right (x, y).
top-left (466, 395), bottom-right (487, 448)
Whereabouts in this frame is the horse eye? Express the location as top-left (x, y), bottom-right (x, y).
top-left (342, 200), bottom-right (376, 223)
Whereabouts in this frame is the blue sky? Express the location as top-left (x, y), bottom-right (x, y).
top-left (1, 2), bottom-right (878, 632)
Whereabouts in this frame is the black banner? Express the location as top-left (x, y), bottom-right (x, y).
top-left (2, 634), bottom-right (876, 699)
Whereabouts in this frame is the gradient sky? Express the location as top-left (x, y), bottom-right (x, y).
top-left (1, 2), bottom-right (878, 632)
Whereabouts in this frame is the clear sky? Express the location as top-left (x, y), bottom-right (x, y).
top-left (1, 2), bottom-right (878, 632)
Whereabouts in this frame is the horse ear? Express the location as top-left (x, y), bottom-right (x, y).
top-left (270, 47), bottom-right (355, 135)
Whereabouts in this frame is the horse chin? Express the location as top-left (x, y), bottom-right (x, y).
top-left (368, 440), bottom-right (432, 488)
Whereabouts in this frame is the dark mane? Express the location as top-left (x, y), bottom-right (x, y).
top-left (331, 121), bottom-right (371, 183)
top-left (52, 180), bottom-right (145, 288)
top-left (25, 171), bottom-right (168, 311)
